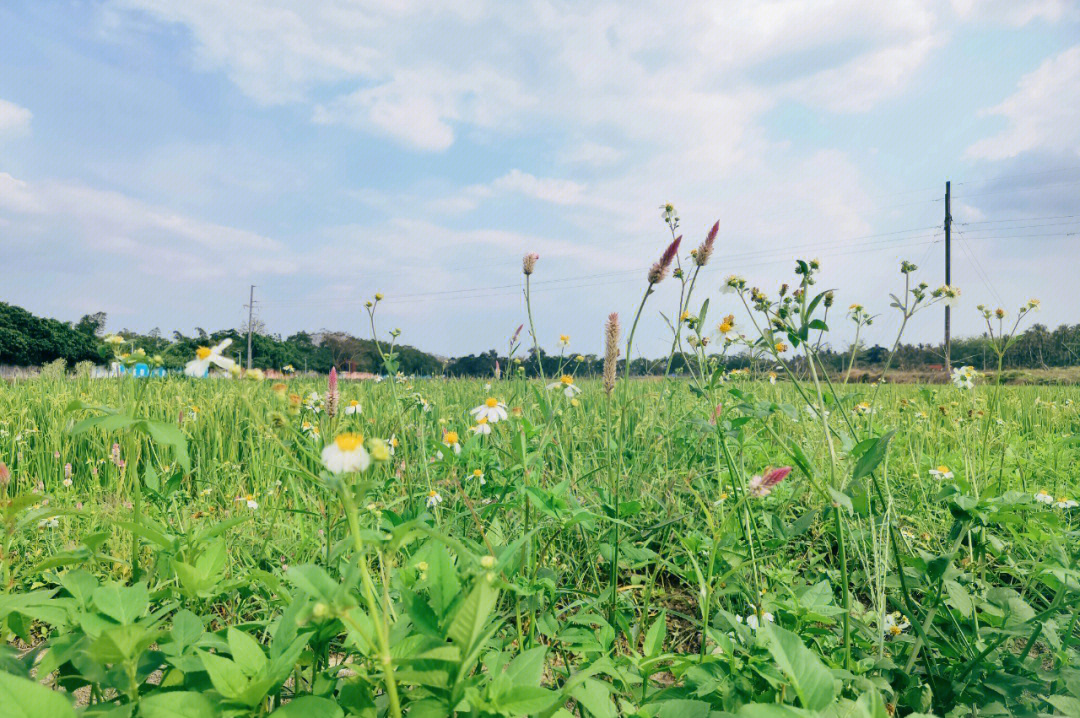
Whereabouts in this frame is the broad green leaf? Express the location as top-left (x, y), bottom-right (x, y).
top-left (200, 651), bottom-right (250, 703)
top-left (227, 627), bottom-right (268, 676)
top-left (269, 695), bottom-right (343, 718)
top-left (447, 578), bottom-right (499, 652)
top-left (0, 671), bottom-right (77, 718)
top-left (643, 610), bottom-right (667, 657)
top-left (763, 624), bottom-right (836, 711)
top-left (139, 692), bottom-right (218, 718)
top-left (91, 581), bottom-right (148, 624)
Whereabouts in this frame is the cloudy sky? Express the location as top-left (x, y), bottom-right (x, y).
top-left (2, 1), bottom-right (1079, 358)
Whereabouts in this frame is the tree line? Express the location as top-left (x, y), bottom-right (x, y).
top-left (3, 301), bottom-right (1080, 377)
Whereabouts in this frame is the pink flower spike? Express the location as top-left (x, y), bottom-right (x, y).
top-left (327, 366), bottom-right (339, 417)
top-left (748, 466), bottom-right (792, 497)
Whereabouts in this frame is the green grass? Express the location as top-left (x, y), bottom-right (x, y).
top-left (1, 371), bottom-right (1079, 716)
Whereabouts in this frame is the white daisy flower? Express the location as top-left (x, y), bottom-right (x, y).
top-left (235, 494), bottom-right (259, 510)
top-left (471, 397), bottom-right (508, 423)
top-left (883, 611), bottom-right (910, 638)
top-left (470, 417), bottom-right (492, 435)
top-left (1054, 496), bottom-right (1078, 509)
top-left (442, 431), bottom-right (461, 455)
top-left (557, 334), bottom-right (570, 348)
top-left (426, 490), bottom-right (443, 508)
top-left (768, 372), bottom-right (777, 385)
top-left (547, 375), bottom-right (581, 398)
top-left (471, 469), bottom-right (487, 485)
top-left (929, 465), bottom-right (954, 480)
top-left (344, 400), bottom-right (362, 415)
top-left (321, 433), bottom-right (371, 474)
top-left (736, 606), bottom-right (774, 630)
top-left (951, 365), bottom-right (976, 390)
top-left (1034, 489), bottom-right (1054, 505)
top-left (184, 338), bottom-right (236, 377)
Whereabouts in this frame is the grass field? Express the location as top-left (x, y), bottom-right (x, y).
top-left (2, 259), bottom-right (1079, 717)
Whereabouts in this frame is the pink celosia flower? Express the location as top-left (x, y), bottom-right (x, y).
top-left (748, 466), bottom-right (792, 497)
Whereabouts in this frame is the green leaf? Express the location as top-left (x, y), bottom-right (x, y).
top-left (139, 692), bottom-right (218, 718)
top-left (762, 624), bottom-right (836, 711)
top-left (447, 578), bottom-right (499, 653)
top-left (140, 419), bottom-right (192, 473)
top-left (0, 671), bottom-right (77, 718)
top-left (91, 581), bottom-right (148, 624)
top-left (227, 627), bottom-right (268, 676)
top-left (200, 651), bottom-right (250, 703)
top-left (504, 646), bottom-right (546, 686)
top-left (499, 686), bottom-right (558, 715)
top-left (852, 431), bottom-right (894, 482)
top-left (644, 610), bottom-right (667, 657)
top-left (268, 695), bottom-right (344, 718)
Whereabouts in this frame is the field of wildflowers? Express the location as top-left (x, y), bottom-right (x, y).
top-left (0, 225), bottom-right (1077, 717)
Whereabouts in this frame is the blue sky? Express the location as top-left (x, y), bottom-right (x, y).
top-left (2, 0), bottom-right (1079, 358)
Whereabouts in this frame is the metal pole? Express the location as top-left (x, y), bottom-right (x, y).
top-left (944, 181), bottom-right (952, 374)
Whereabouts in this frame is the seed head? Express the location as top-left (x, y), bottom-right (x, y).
top-left (603, 312), bottom-right (620, 395)
top-left (327, 366), bottom-right (339, 418)
top-left (694, 221), bottom-right (719, 267)
top-left (648, 235), bottom-right (681, 284)
top-left (522, 253), bottom-right (539, 276)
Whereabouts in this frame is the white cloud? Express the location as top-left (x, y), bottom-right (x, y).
top-left (0, 99), bottom-right (32, 137)
top-left (111, 0), bottom-right (950, 157)
top-left (951, 0), bottom-right (1078, 26)
top-left (0, 170), bottom-right (292, 280)
top-left (967, 46), bottom-right (1080, 160)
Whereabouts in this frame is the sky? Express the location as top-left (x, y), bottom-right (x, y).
top-left (2, 0), bottom-right (1079, 359)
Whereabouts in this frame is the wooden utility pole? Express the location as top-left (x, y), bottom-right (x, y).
top-left (944, 181), bottom-right (952, 374)
top-left (246, 285), bottom-right (256, 371)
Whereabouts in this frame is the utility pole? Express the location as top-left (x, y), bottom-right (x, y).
top-left (944, 181), bottom-right (952, 374)
top-left (245, 285), bottom-right (256, 371)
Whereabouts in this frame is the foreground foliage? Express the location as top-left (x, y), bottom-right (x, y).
top-left (1, 250), bottom-right (1078, 717)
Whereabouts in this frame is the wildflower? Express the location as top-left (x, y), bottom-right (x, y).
top-left (471, 397), bottom-right (508, 423)
top-left (470, 417), bottom-right (492, 435)
top-left (929, 465), bottom-right (954, 480)
top-left (344, 399), bottom-right (362, 415)
top-left (304, 392), bottom-right (324, 413)
top-left (522, 252), bottom-right (539, 275)
top-left (326, 367), bottom-right (339, 418)
top-left (359, 439), bottom-right (386, 464)
top-left (443, 430), bottom-right (461, 455)
top-left (853, 402), bottom-right (873, 416)
top-left (774, 342), bottom-right (787, 354)
top-left (713, 491), bottom-right (729, 506)
top-left (951, 365), bottom-right (977, 390)
top-left (547, 375), bottom-right (582, 398)
top-left (62, 478), bottom-right (73, 488)
top-left (387, 435), bottom-right (398, 455)
top-left (883, 611), bottom-right (910, 638)
top-left (647, 235), bottom-right (681, 285)
top-left (236, 494), bottom-right (259, 510)
top-left (747, 466), bottom-right (792, 498)
top-left (1034, 489), bottom-right (1054, 505)
top-left (994, 307), bottom-right (1006, 319)
top-left (1027, 298), bottom-right (1041, 311)
top-left (717, 315), bottom-right (738, 342)
top-left (38, 518), bottom-right (59, 529)
top-left (768, 372), bottom-right (777, 385)
top-left (110, 443), bottom-right (125, 469)
top-left (933, 285), bottom-right (961, 307)
top-left (184, 338), bottom-right (236, 377)
top-left (693, 221), bottom-right (719, 267)
top-left (558, 334), bottom-right (570, 348)
top-left (104, 334), bottom-right (125, 346)
top-left (322, 433), bottom-right (371, 474)
top-left (736, 606), bottom-right (774, 630)
top-left (721, 275), bottom-right (745, 294)
top-left (426, 490), bottom-right (443, 508)
top-left (471, 469), bottom-right (487, 485)
top-left (1055, 497), bottom-right (1078, 509)
top-left (282, 364), bottom-right (295, 373)
top-left (64, 463), bottom-right (72, 480)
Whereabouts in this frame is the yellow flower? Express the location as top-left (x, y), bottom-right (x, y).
top-left (774, 342), bottom-right (787, 353)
